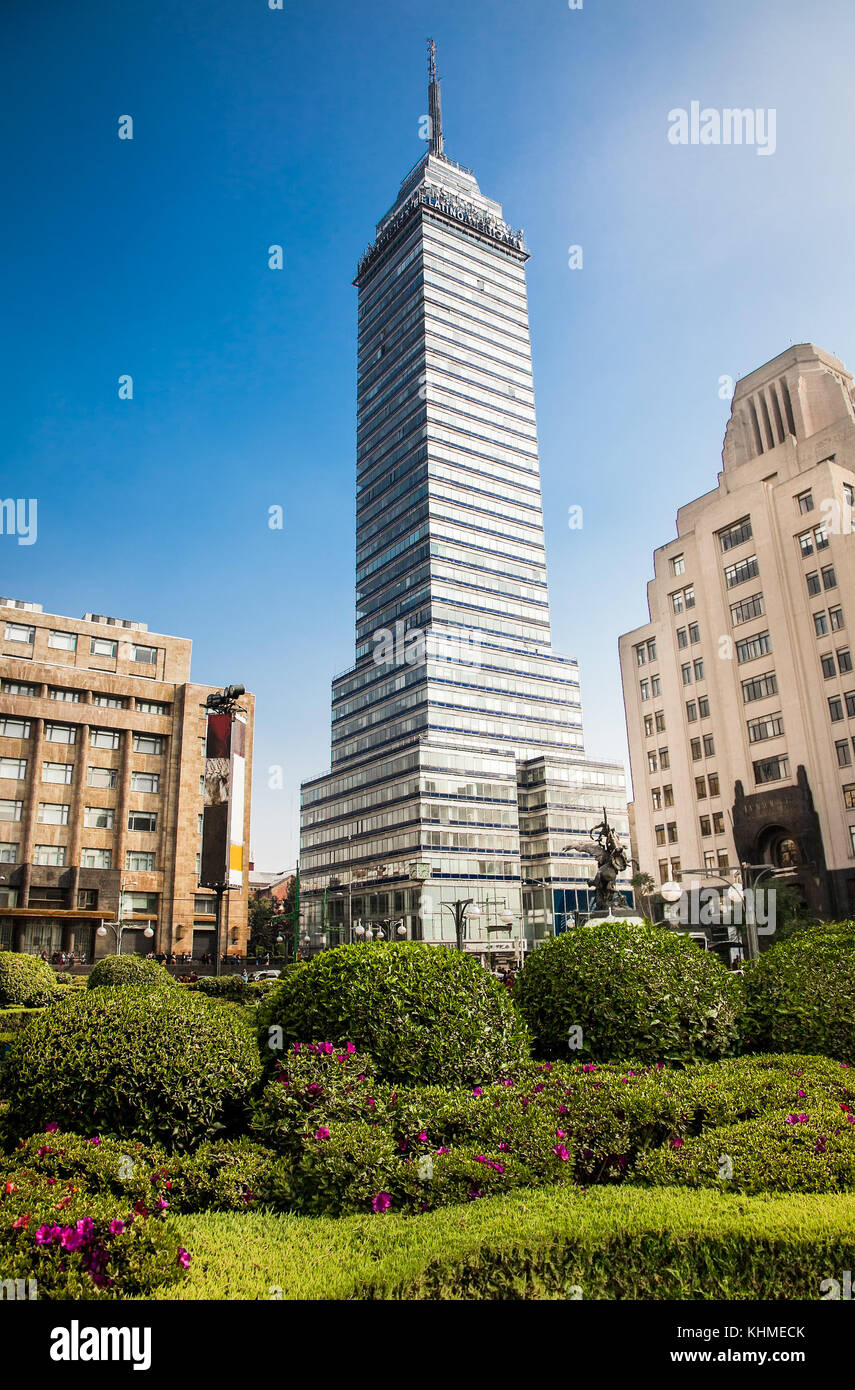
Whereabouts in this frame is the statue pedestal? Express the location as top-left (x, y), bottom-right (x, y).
top-left (584, 907), bottom-right (646, 926)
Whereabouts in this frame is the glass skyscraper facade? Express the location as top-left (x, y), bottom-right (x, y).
top-left (300, 47), bottom-right (630, 959)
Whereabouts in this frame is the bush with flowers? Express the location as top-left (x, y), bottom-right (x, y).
top-left (257, 941), bottom-right (531, 1087)
top-left (633, 1104), bottom-right (855, 1193)
top-left (513, 923), bottom-right (741, 1064)
top-left (251, 1041), bottom-right (387, 1152)
top-left (0, 986), bottom-right (263, 1150)
top-left (0, 1165), bottom-right (189, 1299)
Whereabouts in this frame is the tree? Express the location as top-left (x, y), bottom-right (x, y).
top-left (631, 870), bottom-right (657, 921)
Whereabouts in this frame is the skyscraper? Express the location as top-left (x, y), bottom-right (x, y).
top-left (300, 45), bottom-right (630, 958)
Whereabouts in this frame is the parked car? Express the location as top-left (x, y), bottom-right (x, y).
top-left (250, 968), bottom-right (281, 981)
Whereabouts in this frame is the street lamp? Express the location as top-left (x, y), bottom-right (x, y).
top-left (441, 899), bottom-right (481, 952)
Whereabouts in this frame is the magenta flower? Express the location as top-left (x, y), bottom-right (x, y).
top-left (314, 1127), bottom-right (330, 1140)
top-left (35, 1224), bottom-right (61, 1245)
top-left (155, 1197), bottom-right (169, 1211)
top-left (473, 1087), bottom-right (483, 1099)
top-left (553, 1144), bottom-right (571, 1162)
top-left (177, 1247), bottom-right (191, 1269)
top-left (498, 1142), bottom-right (509, 1152)
top-left (89, 1136), bottom-right (102, 1146)
top-left (435, 1146), bottom-right (449, 1155)
top-left (109, 1220), bottom-right (125, 1235)
top-left (372, 1192), bottom-right (391, 1214)
top-left (556, 1129), bottom-right (566, 1139)
top-left (798, 1089), bottom-right (806, 1099)
top-left (346, 1042), bottom-right (356, 1053)
top-left (417, 1131), bottom-right (427, 1142)
top-left (44, 1122), bottom-right (59, 1133)
top-left (671, 1137), bottom-right (684, 1150)
top-left (785, 1114), bottom-right (809, 1124)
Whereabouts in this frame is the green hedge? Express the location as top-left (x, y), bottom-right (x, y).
top-left (741, 925), bottom-right (855, 1058)
top-left (0, 987), bottom-right (263, 1151)
top-left (88, 955), bottom-right (176, 991)
top-left (258, 942), bottom-right (531, 1087)
top-left (158, 1186), bottom-right (855, 1300)
top-left (513, 923), bottom-right (741, 1063)
top-left (0, 952), bottom-right (58, 1008)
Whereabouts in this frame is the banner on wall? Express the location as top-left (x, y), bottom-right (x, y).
top-left (200, 711), bottom-right (247, 889)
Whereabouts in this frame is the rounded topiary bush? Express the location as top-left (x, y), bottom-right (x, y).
top-left (513, 923), bottom-right (741, 1063)
top-left (741, 925), bottom-right (855, 1059)
top-left (0, 986), bottom-right (263, 1150)
top-left (0, 951), bottom-right (57, 1007)
top-left (87, 954), bottom-right (175, 990)
top-left (257, 942), bottom-right (531, 1087)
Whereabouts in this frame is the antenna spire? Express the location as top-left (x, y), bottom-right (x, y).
top-left (427, 38), bottom-right (444, 157)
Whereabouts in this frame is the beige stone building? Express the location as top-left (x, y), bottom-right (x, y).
top-left (0, 599), bottom-right (253, 961)
top-left (620, 344), bottom-right (855, 917)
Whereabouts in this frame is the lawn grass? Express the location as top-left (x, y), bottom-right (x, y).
top-left (154, 1185), bottom-right (855, 1300)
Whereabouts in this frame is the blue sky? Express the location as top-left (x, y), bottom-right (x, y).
top-left (2, 0), bottom-right (854, 868)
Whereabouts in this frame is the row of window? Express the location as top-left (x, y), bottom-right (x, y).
top-left (3, 625), bottom-right (158, 664)
top-left (658, 852), bottom-right (731, 881)
top-left (24, 847), bottom-right (158, 869)
top-left (0, 801), bottom-right (157, 830)
top-left (0, 761), bottom-right (160, 791)
top-left (2, 682), bottom-right (168, 713)
top-left (0, 721), bottom-right (164, 753)
top-left (654, 810), bottom-right (727, 846)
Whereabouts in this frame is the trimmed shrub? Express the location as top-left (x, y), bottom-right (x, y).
top-left (54, 972), bottom-right (73, 985)
top-left (165, 1139), bottom-right (293, 1213)
top-left (741, 925), bottom-right (855, 1059)
top-left (87, 954), bottom-right (175, 991)
top-left (0, 987), bottom-right (263, 1150)
top-left (293, 1121), bottom-right (400, 1216)
top-left (633, 1105), bottom-right (855, 1194)
top-left (0, 1166), bottom-right (188, 1299)
top-left (513, 923), bottom-right (741, 1063)
top-left (258, 942), bottom-right (531, 1087)
top-left (194, 975), bottom-right (249, 1002)
top-left (0, 952), bottom-right (58, 1008)
top-left (674, 1053), bottom-right (855, 1128)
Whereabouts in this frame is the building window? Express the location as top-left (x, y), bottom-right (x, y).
top-left (686, 700), bottom-right (697, 722)
top-left (676, 628), bottom-right (688, 649)
top-left (704, 851), bottom-right (717, 872)
top-left (33, 845), bottom-right (67, 866)
top-left (736, 631), bottom-right (772, 664)
top-left (136, 700), bottom-right (168, 715)
top-left (639, 680), bottom-right (650, 701)
top-left (718, 517), bottom-right (753, 552)
top-left (37, 802), bottom-right (69, 825)
top-left (730, 593), bottom-right (765, 625)
top-left (126, 851), bottom-right (155, 871)
top-left (48, 630), bottom-right (77, 652)
top-left (88, 766), bottom-right (118, 789)
top-left (713, 811), bottom-right (725, 835)
top-left (742, 671), bottom-right (778, 703)
top-left (846, 692), bottom-right (855, 719)
top-left (49, 688), bottom-right (80, 702)
top-left (41, 761), bottom-right (72, 784)
top-left (655, 825), bottom-right (666, 846)
top-left (681, 663), bottom-right (692, 686)
top-left (658, 860), bottom-right (669, 884)
top-left (0, 718), bottom-right (30, 739)
top-left (844, 786), bottom-right (855, 811)
top-left (724, 555), bottom-right (760, 589)
top-left (836, 739), bottom-right (852, 768)
top-left (690, 738), bottom-right (702, 760)
top-left (0, 799), bottom-right (23, 822)
top-left (90, 728), bottom-right (121, 750)
top-left (0, 844), bottom-right (18, 863)
top-left (822, 564), bottom-right (837, 590)
top-left (635, 643), bottom-right (647, 666)
top-left (695, 777), bottom-right (707, 799)
top-left (84, 806), bottom-right (115, 829)
top-left (796, 490), bottom-right (815, 515)
top-left (837, 648), bottom-right (853, 674)
top-left (133, 734), bottom-right (163, 755)
top-left (91, 637), bottom-right (118, 657)
top-left (754, 755), bottom-right (790, 785)
top-left (845, 482), bottom-right (855, 509)
top-left (92, 695), bottom-right (125, 709)
top-left (125, 892), bottom-right (158, 914)
top-left (830, 606), bottom-right (845, 631)
top-left (667, 822), bottom-right (678, 843)
top-left (806, 571), bottom-right (821, 596)
top-left (694, 658), bottom-right (705, 681)
top-left (647, 752), bottom-right (658, 773)
top-left (821, 653), bottom-right (837, 679)
top-left (830, 696), bottom-right (845, 722)
top-left (81, 848), bottom-right (112, 869)
top-left (699, 815), bottom-right (712, 837)
top-left (659, 747), bottom-right (670, 769)
top-left (698, 696), bottom-right (710, 718)
top-left (0, 756), bottom-right (28, 779)
top-left (703, 733), bottom-right (715, 756)
top-left (655, 711), bottom-right (666, 733)
top-left (651, 789), bottom-right (662, 811)
top-left (3, 681), bottom-right (37, 696)
top-left (4, 622), bottom-right (35, 644)
top-left (77, 889), bottom-right (98, 909)
top-left (850, 826), bottom-right (855, 857)
top-left (671, 554), bottom-right (685, 575)
top-left (799, 530), bottom-right (815, 557)
top-left (748, 713), bottom-right (784, 743)
top-left (130, 772), bottom-right (160, 793)
top-left (815, 522), bottom-right (830, 550)
top-left (671, 591), bottom-right (684, 614)
top-left (128, 811), bottom-right (157, 832)
top-left (651, 675), bottom-right (661, 696)
top-left (130, 644), bottom-right (157, 666)
top-left (45, 723), bottom-right (76, 745)
top-left (688, 622), bottom-right (700, 644)
top-left (684, 587), bottom-right (695, 609)
top-left (643, 714), bottom-right (654, 737)
top-left (663, 785), bottom-right (674, 807)
top-left (815, 612), bottom-right (830, 636)
top-left (708, 772), bottom-right (720, 796)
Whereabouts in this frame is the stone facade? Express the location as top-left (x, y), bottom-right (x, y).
top-left (619, 344), bottom-right (855, 917)
top-left (0, 600), bottom-right (254, 961)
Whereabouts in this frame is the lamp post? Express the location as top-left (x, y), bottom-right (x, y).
top-left (440, 898), bottom-right (482, 952)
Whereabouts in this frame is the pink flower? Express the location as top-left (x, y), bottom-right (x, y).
top-left (372, 1192), bottom-right (391, 1214)
top-left (435, 1146), bottom-right (449, 1155)
top-left (346, 1042), bottom-right (356, 1053)
top-left (35, 1224), bottom-right (61, 1245)
top-left (798, 1089), bottom-right (806, 1099)
top-left (314, 1127), bottom-right (330, 1140)
top-left (553, 1144), bottom-right (571, 1161)
top-left (109, 1220), bottom-right (125, 1235)
top-left (44, 1122), bottom-right (59, 1133)
top-left (155, 1197), bottom-right (169, 1211)
top-left (417, 1131), bottom-right (427, 1142)
top-left (473, 1087), bottom-right (483, 1099)
top-left (498, 1142), bottom-right (509, 1152)
top-left (556, 1129), bottom-right (566, 1139)
top-left (177, 1247), bottom-right (191, 1269)
top-left (785, 1114), bottom-right (809, 1125)
top-left (89, 1136), bottom-right (102, 1146)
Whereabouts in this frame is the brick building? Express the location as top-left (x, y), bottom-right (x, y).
top-left (0, 599), bottom-right (253, 961)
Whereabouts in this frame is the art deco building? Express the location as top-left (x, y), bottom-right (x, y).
top-left (299, 46), bottom-right (630, 958)
top-left (620, 344), bottom-right (855, 917)
top-left (0, 599), bottom-right (254, 961)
